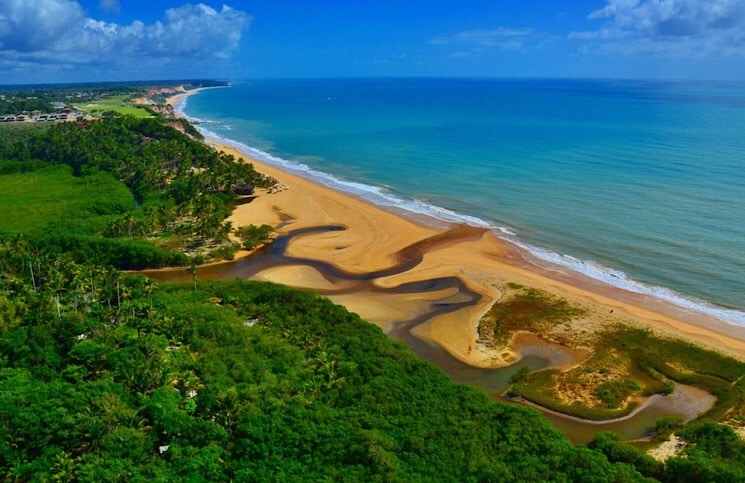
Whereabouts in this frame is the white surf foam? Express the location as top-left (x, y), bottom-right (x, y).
top-left (186, 107), bottom-right (745, 329)
top-left (195, 122), bottom-right (496, 230)
top-left (509, 240), bottom-right (745, 327)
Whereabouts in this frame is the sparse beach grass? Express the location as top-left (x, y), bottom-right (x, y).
top-left (478, 283), bottom-right (587, 348)
top-left (480, 285), bottom-right (745, 423)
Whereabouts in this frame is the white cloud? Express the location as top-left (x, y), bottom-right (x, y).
top-left (0, 0), bottom-right (86, 53)
top-left (430, 28), bottom-right (540, 51)
top-left (572, 0), bottom-right (745, 57)
top-left (0, 0), bottom-right (251, 77)
top-left (99, 0), bottom-right (120, 13)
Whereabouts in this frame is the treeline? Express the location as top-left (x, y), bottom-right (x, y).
top-left (0, 98), bottom-right (55, 116)
top-left (0, 113), bottom-right (274, 268)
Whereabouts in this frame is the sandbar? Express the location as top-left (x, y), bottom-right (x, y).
top-left (254, 264), bottom-right (354, 291)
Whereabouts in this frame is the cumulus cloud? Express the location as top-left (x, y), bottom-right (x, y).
top-left (0, 0), bottom-right (251, 76)
top-left (571, 0), bottom-right (745, 57)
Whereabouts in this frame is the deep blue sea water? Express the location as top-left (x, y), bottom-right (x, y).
top-left (182, 78), bottom-right (745, 326)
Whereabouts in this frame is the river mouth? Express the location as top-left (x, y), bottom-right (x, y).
top-left (141, 224), bottom-right (714, 443)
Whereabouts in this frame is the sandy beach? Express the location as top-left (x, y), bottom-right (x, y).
top-left (209, 140), bottom-right (745, 365)
top-left (166, 90), bottom-right (745, 367)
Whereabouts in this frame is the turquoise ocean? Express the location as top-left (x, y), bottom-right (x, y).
top-left (181, 78), bottom-right (745, 327)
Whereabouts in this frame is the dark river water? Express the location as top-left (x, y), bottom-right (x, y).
top-left (142, 225), bottom-right (714, 443)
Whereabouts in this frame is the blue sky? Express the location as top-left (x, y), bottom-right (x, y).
top-left (1, 0), bottom-right (745, 84)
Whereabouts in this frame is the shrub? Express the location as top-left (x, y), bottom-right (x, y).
top-left (511, 366), bottom-right (532, 383)
top-left (235, 224), bottom-right (273, 250)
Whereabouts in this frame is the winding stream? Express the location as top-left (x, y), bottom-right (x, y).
top-left (142, 225), bottom-right (714, 443)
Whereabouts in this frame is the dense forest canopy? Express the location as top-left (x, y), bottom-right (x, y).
top-left (0, 239), bottom-right (649, 481)
top-left (1, 238), bottom-right (744, 481)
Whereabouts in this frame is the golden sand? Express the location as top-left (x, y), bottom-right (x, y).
top-left (207, 138), bottom-right (745, 366)
top-left (254, 264), bottom-right (353, 291)
top-left (166, 88), bottom-right (745, 367)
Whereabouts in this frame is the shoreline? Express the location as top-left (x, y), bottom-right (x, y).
top-left (212, 134), bottom-right (745, 363)
top-left (168, 88), bottom-right (745, 365)
top-left (166, 84), bottom-right (229, 117)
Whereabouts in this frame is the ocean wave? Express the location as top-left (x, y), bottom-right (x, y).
top-left (195, 123), bottom-right (496, 229)
top-left (188, 113), bottom-right (745, 329)
top-left (511, 241), bottom-right (745, 327)
top-left (174, 98), bottom-right (187, 117)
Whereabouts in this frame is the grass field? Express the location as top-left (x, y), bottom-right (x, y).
top-left (0, 164), bottom-right (135, 237)
top-left (73, 95), bottom-right (153, 119)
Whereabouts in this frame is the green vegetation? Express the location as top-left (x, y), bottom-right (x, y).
top-left (509, 369), bottom-right (645, 421)
top-left (520, 328), bottom-right (745, 422)
top-left (0, 122), bottom-right (49, 143)
top-left (590, 423), bottom-right (745, 481)
top-left (0, 98), bottom-right (54, 115)
top-left (478, 285), bottom-right (587, 347)
top-left (235, 223), bottom-right (274, 250)
top-left (653, 416), bottom-right (685, 439)
top-left (594, 379), bottom-right (642, 409)
top-left (510, 365), bottom-right (533, 383)
top-left (481, 285), bottom-right (745, 424)
top-left (666, 422), bottom-right (745, 480)
top-left (0, 164), bottom-right (132, 236)
top-left (0, 240), bottom-right (647, 481)
top-left (610, 329), bottom-right (745, 421)
top-left (0, 237), bottom-right (742, 481)
top-left (0, 112), bottom-right (274, 268)
top-left (589, 432), bottom-right (665, 479)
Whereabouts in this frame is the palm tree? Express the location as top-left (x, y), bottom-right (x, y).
top-left (186, 259), bottom-right (197, 291)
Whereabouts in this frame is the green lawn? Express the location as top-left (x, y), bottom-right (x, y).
top-left (0, 164), bottom-right (135, 237)
top-left (73, 95), bottom-right (153, 118)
